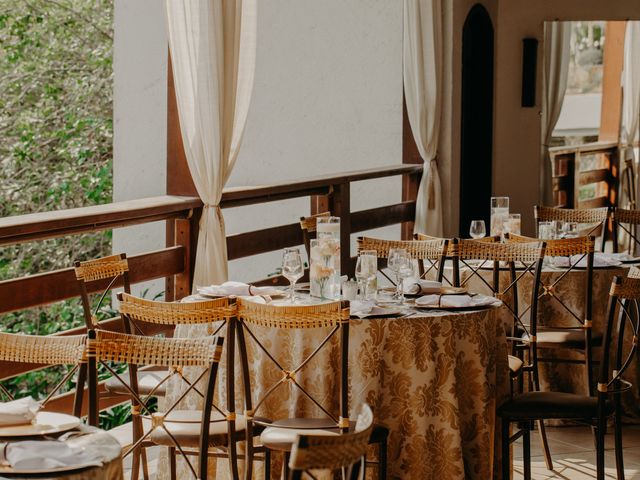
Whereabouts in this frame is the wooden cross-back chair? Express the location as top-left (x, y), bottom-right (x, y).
top-left (287, 404), bottom-right (374, 480)
top-left (499, 271), bottom-right (640, 480)
top-left (505, 233), bottom-right (597, 396)
top-left (235, 298), bottom-right (388, 480)
top-left (356, 236), bottom-right (449, 286)
top-left (88, 330), bottom-right (225, 480)
top-left (299, 211), bottom-right (331, 260)
top-left (0, 332), bottom-right (86, 416)
top-left (612, 207), bottom-right (640, 254)
top-left (113, 293), bottom-right (241, 480)
top-left (534, 205), bottom-right (608, 250)
top-left (450, 238), bottom-right (554, 468)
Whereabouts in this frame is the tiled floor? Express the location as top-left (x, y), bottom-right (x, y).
top-left (513, 425), bottom-right (640, 479)
top-left (124, 426), bottom-right (640, 479)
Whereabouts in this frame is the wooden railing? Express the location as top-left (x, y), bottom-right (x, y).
top-left (0, 163), bottom-right (422, 414)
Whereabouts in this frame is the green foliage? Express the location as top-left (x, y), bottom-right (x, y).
top-left (0, 0), bottom-right (114, 413)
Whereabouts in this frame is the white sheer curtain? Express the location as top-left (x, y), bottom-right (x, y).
top-left (541, 22), bottom-right (571, 205)
top-left (403, 0), bottom-right (443, 236)
top-left (622, 22), bottom-right (640, 202)
top-left (166, 0), bottom-right (257, 287)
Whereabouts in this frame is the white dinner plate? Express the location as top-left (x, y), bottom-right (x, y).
top-left (0, 460), bottom-right (101, 475)
top-left (0, 412), bottom-right (81, 438)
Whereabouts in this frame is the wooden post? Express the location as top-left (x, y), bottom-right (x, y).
top-left (599, 22), bottom-right (626, 142)
top-left (172, 218), bottom-right (191, 300)
top-left (402, 92), bottom-right (422, 239)
top-left (328, 183), bottom-right (352, 274)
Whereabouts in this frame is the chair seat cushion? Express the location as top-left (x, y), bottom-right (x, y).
top-left (260, 418), bottom-right (387, 452)
top-left (508, 355), bottom-right (523, 375)
top-left (104, 368), bottom-right (169, 397)
top-left (498, 391), bottom-right (613, 420)
top-left (149, 410), bottom-right (247, 447)
top-left (523, 330), bottom-right (603, 348)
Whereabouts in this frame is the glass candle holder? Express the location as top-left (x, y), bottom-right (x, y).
top-left (490, 197), bottom-right (509, 237)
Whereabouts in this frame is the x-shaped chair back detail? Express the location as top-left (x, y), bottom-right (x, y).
top-left (235, 298), bottom-right (350, 478)
top-left (88, 330), bottom-right (224, 480)
top-left (451, 238), bottom-right (546, 386)
top-left (612, 207), bottom-right (640, 255)
top-left (357, 236), bottom-right (449, 285)
top-left (534, 205), bottom-right (608, 250)
top-left (75, 253), bottom-right (131, 331)
top-left (287, 404), bottom-right (374, 480)
top-left (0, 332), bottom-right (86, 409)
top-left (506, 233), bottom-right (596, 394)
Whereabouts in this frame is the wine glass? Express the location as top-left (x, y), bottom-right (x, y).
top-left (282, 248), bottom-right (303, 303)
top-left (355, 250), bottom-right (377, 300)
top-left (469, 220), bottom-right (486, 239)
top-left (388, 248), bottom-right (411, 304)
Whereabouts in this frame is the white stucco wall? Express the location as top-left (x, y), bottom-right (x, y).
top-left (112, 0), bottom-right (167, 297)
top-left (113, 0), bottom-right (404, 286)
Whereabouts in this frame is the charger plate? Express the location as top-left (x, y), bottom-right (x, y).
top-left (0, 412), bottom-right (80, 438)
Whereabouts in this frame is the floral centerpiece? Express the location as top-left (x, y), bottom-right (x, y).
top-left (310, 237), bottom-right (341, 300)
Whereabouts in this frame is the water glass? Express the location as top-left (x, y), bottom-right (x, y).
top-left (469, 220), bottom-right (486, 239)
top-left (490, 196), bottom-right (510, 237)
top-left (388, 248), bottom-right (412, 304)
top-left (355, 250), bottom-right (377, 299)
top-left (505, 214), bottom-right (521, 236)
top-left (342, 279), bottom-right (358, 301)
top-left (538, 221), bottom-right (555, 240)
top-left (282, 247), bottom-right (303, 303)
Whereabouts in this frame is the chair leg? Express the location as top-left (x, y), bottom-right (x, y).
top-left (523, 423), bottom-right (531, 480)
top-left (169, 447), bottom-right (177, 480)
top-left (537, 420), bottom-right (553, 470)
top-left (596, 423), bottom-right (606, 480)
top-left (377, 439), bottom-right (387, 480)
top-left (502, 418), bottom-right (511, 480)
top-left (264, 448), bottom-right (271, 480)
top-left (281, 451), bottom-right (290, 479)
top-left (141, 448), bottom-right (149, 480)
top-left (615, 404), bottom-right (625, 480)
top-left (72, 363), bottom-right (87, 418)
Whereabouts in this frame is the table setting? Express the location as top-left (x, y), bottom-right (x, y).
top-left (0, 397), bottom-right (123, 479)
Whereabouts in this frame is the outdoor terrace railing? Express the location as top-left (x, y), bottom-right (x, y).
top-left (0, 163), bottom-right (422, 415)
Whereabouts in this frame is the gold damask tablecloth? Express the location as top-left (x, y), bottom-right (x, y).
top-left (457, 264), bottom-right (640, 421)
top-left (156, 305), bottom-right (510, 480)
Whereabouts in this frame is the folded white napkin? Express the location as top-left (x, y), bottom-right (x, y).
top-left (403, 279), bottom-right (442, 295)
top-left (349, 301), bottom-right (400, 319)
top-left (415, 294), bottom-right (498, 308)
top-left (0, 440), bottom-right (102, 471)
top-left (549, 253), bottom-right (623, 269)
top-left (197, 281), bottom-right (281, 297)
top-left (0, 397), bottom-right (39, 427)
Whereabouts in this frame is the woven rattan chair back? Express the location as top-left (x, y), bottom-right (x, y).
top-left (74, 253), bottom-right (131, 331)
top-left (0, 332), bottom-right (86, 409)
top-left (288, 404), bottom-right (374, 480)
top-left (87, 330), bottom-right (224, 480)
top-left (357, 236), bottom-right (449, 285)
top-left (118, 292), bottom-right (234, 336)
top-left (612, 207), bottom-right (640, 255)
top-left (300, 211), bottom-right (331, 259)
top-left (534, 205), bottom-right (608, 250)
top-left (505, 233), bottom-right (597, 394)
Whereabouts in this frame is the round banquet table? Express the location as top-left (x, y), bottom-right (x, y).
top-left (0, 425), bottom-right (123, 480)
top-left (455, 262), bottom-right (640, 421)
top-left (156, 301), bottom-right (510, 480)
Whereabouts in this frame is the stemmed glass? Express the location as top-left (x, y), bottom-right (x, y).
top-left (282, 248), bottom-right (303, 303)
top-left (355, 250), bottom-right (377, 300)
top-left (469, 220), bottom-right (486, 239)
top-left (388, 248), bottom-right (412, 304)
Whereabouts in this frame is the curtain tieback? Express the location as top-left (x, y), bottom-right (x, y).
top-left (427, 155), bottom-right (438, 210)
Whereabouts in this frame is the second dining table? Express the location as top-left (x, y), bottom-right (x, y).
top-left (155, 296), bottom-right (510, 480)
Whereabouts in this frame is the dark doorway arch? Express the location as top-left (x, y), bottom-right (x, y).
top-left (459, 4), bottom-right (494, 235)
